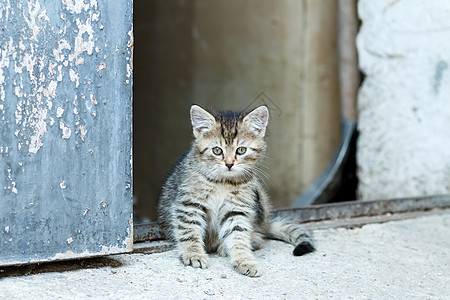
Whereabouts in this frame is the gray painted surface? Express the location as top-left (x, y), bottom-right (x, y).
top-left (0, 0), bottom-right (133, 266)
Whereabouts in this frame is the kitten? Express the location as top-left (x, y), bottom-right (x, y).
top-left (158, 105), bottom-right (314, 277)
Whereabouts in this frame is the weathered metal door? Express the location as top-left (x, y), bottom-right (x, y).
top-left (0, 0), bottom-right (133, 266)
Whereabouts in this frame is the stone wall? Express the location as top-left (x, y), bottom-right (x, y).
top-left (357, 0), bottom-right (450, 200)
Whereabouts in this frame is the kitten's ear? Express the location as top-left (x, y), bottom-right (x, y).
top-left (243, 106), bottom-right (269, 137)
top-left (190, 105), bottom-right (216, 138)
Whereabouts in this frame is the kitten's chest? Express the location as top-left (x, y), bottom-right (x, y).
top-left (205, 184), bottom-right (252, 227)
top-left (207, 185), bottom-right (233, 218)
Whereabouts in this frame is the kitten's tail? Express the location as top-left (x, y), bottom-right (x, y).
top-left (266, 216), bottom-right (315, 256)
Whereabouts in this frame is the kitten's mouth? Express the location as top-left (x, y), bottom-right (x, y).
top-left (202, 166), bottom-right (248, 184)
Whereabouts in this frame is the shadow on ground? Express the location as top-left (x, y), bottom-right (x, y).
top-left (0, 257), bottom-right (123, 279)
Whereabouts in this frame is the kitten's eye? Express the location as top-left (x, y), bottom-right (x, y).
top-left (212, 147), bottom-right (223, 155)
top-left (236, 147), bottom-right (247, 155)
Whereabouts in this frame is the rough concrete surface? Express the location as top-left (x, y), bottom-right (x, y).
top-left (1, 212), bottom-right (449, 299)
top-left (357, 0), bottom-right (450, 200)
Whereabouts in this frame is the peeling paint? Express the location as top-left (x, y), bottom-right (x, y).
top-left (70, 17), bottom-right (95, 65)
top-left (53, 39), bottom-right (71, 62)
top-left (56, 106), bottom-right (64, 118)
top-left (57, 65), bottom-right (64, 81)
top-left (69, 69), bottom-right (80, 87)
top-left (79, 125), bottom-right (87, 141)
top-left (28, 108), bottom-right (48, 154)
top-left (23, 0), bottom-right (44, 41)
top-left (90, 93), bottom-right (97, 105)
top-left (60, 180), bottom-right (67, 189)
top-left (11, 183), bottom-right (18, 195)
top-left (5, 168), bottom-right (18, 195)
top-left (43, 80), bottom-right (57, 98)
top-left (0, 0), bottom-right (105, 155)
top-left (49, 241), bottom-right (132, 262)
top-left (62, 0), bottom-right (91, 15)
top-left (59, 121), bottom-right (71, 139)
top-left (1, 0), bottom-right (133, 267)
top-left (126, 62), bottom-right (132, 78)
top-left (97, 63), bottom-right (106, 71)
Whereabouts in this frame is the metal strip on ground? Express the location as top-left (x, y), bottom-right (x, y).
top-left (133, 195), bottom-right (450, 254)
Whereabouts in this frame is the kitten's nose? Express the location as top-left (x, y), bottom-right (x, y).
top-left (225, 163), bottom-right (234, 170)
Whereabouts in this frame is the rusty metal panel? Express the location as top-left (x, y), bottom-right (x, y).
top-left (0, 0), bottom-right (133, 266)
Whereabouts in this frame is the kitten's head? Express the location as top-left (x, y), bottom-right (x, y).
top-left (190, 105), bottom-right (269, 184)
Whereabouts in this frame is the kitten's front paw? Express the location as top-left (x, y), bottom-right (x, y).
top-left (181, 253), bottom-right (209, 269)
top-left (233, 261), bottom-right (261, 277)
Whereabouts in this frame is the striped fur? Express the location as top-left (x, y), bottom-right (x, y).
top-left (158, 105), bottom-right (314, 277)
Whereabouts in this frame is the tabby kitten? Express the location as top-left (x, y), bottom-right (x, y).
top-left (158, 105), bottom-right (314, 277)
